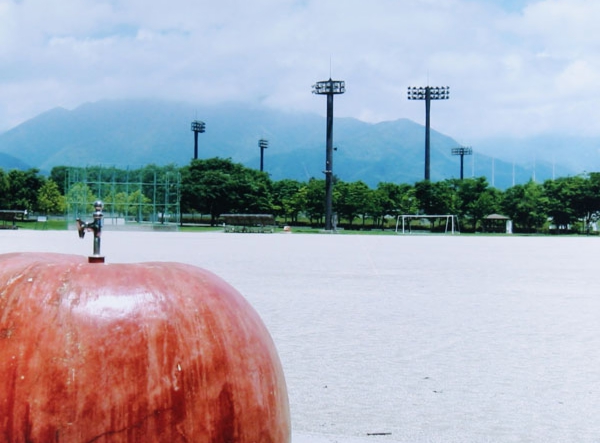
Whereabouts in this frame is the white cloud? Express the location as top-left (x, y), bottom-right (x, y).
top-left (1, 0), bottom-right (600, 140)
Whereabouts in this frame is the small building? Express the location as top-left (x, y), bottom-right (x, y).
top-left (484, 213), bottom-right (512, 234)
top-left (0, 210), bottom-right (27, 229)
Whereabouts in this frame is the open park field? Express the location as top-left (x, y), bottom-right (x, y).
top-left (1, 229), bottom-right (599, 442)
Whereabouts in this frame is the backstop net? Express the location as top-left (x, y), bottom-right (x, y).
top-left (65, 166), bottom-right (181, 228)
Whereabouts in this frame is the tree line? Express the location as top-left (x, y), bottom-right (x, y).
top-left (2, 158), bottom-right (600, 233)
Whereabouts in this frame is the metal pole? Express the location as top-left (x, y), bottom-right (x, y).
top-left (76, 200), bottom-right (104, 263)
top-left (313, 78), bottom-right (345, 231)
top-left (408, 85), bottom-right (449, 182)
top-left (260, 147), bottom-right (264, 171)
top-left (452, 146), bottom-right (472, 181)
top-left (191, 120), bottom-right (205, 161)
top-left (258, 139), bottom-right (268, 172)
top-left (92, 207), bottom-right (102, 257)
top-left (425, 87), bottom-right (431, 181)
top-left (325, 92), bottom-right (334, 230)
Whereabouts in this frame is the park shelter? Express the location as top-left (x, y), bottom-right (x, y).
top-left (484, 213), bottom-right (512, 234)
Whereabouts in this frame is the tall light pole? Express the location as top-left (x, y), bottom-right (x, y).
top-left (451, 146), bottom-right (473, 180)
top-left (407, 86), bottom-right (450, 181)
top-left (258, 139), bottom-right (268, 172)
top-left (312, 78), bottom-right (345, 230)
top-left (191, 120), bottom-right (206, 160)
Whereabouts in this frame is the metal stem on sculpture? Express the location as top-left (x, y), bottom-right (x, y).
top-left (76, 201), bottom-right (105, 263)
top-left (93, 218), bottom-right (101, 256)
top-left (89, 201), bottom-right (104, 263)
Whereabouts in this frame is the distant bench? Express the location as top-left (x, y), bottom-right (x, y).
top-left (221, 214), bottom-right (275, 233)
top-left (0, 210), bottom-right (27, 229)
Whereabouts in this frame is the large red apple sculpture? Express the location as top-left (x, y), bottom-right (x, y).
top-left (0, 251), bottom-right (290, 443)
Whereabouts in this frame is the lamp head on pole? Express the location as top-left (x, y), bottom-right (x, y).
top-left (312, 79), bottom-right (346, 95)
top-left (191, 120), bottom-right (206, 133)
top-left (407, 86), bottom-right (450, 100)
top-left (451, 146), bottom-right (473, 156)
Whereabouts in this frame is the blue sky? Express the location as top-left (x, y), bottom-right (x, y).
top-left (1, 0), bottom-right (599, 142)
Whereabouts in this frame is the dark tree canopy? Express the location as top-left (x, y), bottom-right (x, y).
top-left (3, 161), bottom-right (600, 233)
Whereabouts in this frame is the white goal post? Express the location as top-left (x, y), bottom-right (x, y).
top-left (395, 214), bottom-right (460, 234)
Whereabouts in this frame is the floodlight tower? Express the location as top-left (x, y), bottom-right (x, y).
top-left (407, 85), bottom-right (450, 181)
top-left (451, 146), bottom-right (473, 180)
top-left (191, 120), bottom-right (206, 160)
top-left (258, 139), bottom-right (268, 172)
top-left (312, 78), bottom-right (345, 231)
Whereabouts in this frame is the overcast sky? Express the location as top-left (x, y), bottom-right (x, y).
top-left (1, 0), bottom-right (599, 142)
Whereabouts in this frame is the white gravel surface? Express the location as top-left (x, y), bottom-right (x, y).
top-left (1, 229), bottom-right (599, 443)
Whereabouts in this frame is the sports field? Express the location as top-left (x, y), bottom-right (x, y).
top-left (1, 229), bottom-right (599, 443)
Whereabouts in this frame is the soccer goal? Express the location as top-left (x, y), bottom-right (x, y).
top-left (395, 214), bottom-right (460, 234)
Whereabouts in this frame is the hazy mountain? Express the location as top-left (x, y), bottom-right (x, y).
top-left (474, 135), bottom-right (600, 175)
top-left (0, 152), bottom-right (30, 170)
top-left (0, 99), bottom-right (592, 188)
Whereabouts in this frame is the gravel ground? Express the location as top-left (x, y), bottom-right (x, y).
top-left (1, 228), bottom-right (599, 443)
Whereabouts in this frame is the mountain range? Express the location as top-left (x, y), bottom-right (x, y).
top-left (0, 99), bottom-right (597, 189)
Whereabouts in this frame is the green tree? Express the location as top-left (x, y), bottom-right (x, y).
top-left (126, 190), bottom-right (153, 221)
top-left (66, 183), bottom-right (97, 219)
top-left (414, 180), bottom-right (458, 227)
top-left (185, 168), bottom-right (232, 224)
top-left (272, 179), bottom-right (304, 223)
top-left (372, 182), bottom-right (417, 228)
top-left (582, 173), bottom-right (600, 231)
top-left (37, 180), bottom-right (66, 215)
top-left (501, 180), bottom-right (547, 232)
top-left (543, 176), bottom-right (580, 232)
top-left (49, 166), bottom-right (71, 195)
top-left (135, 164), bottom-right (180, 210)
top-left (543, 174), bottom-right (600, 233)
top-left (303, 178), bottom-right (325, 225)
top-left (6, 169), bottom-right (45, 212)
top-left (472, 189), bottom-right (501, 231)
top-left (0, 169), bottom-right (9, 208)
top-left (454, 177), bottom-right (500, 231)
top-left (181, 158), bottom-right (272, 225)
top-left (335, 180), bottom-right (372, 227)
top-left (229, 168), bottom-right (272, 213)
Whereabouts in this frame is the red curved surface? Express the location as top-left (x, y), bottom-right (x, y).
top-left (0, 252), bottom-right (290, 443)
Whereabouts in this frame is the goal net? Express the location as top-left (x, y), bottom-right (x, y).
top-left (395, 214), bottom-right (459, 234)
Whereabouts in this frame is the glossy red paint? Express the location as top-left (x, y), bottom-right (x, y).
top-left (0, 252), bottom-right (290, 443)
